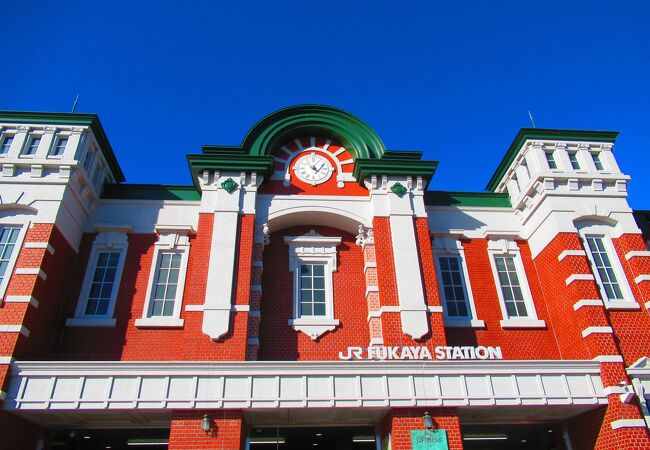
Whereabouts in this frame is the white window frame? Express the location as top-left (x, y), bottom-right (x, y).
top-left (544, 150), bottom-right (558, 170)
top-left (20, 133), bottom-right (42, 158)
top-left (66, 227), bottom-right (130, 327)
top-left (487, 238), bottom-right (546, 328)
top-left (284, 230), bottom-right (341, 340)
top-left (0, 131), bottom-right (16, 156)
top-left (135, 226), bottom-right (193, 328)
top-left (590, 151), bottom-right (605, 172)
top-left (0, 214), bottom-right (31, 301)
top-left (432, 236), bottom-right (484, 328)
top-left (47, 133), bottom-right (69, 158)
top-left (578, 223), bottom-right (638, 310)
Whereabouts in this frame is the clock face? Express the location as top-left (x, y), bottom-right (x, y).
top-left (293, 153), bottom-right (334, 185)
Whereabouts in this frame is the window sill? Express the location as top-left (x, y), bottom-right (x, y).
top-left (66, 317), bottom-right (116, 328)
top-left (134, 317), bottom-right (184, 328)
top-left (500, 318), bottom-right (546, 329)
top-left (444, 319), bottom-right (486, 328)
top-left (288, 317), bottom-right (340, 340)
top-left (603, 301), bottom-right (640, 311)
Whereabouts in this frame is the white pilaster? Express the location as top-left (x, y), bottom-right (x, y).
top-left (200, 171), bottom-right (259, 340)
top-left (368, 176), bottom-right (429, 340)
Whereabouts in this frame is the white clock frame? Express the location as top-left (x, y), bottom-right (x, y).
top-left (292, 152), bottom-right (335, 186)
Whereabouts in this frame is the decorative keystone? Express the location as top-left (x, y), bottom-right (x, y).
top-left (221, 177), bottom-right (239, 193)
top-left (390, 182), bottom-right (408, 198)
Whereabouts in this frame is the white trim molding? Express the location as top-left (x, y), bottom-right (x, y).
top-left (500, 318), bottom-right (547, 329)
top-left (625, 250), bottom-right (650, 260)
top-left (23, 241), bottom-right (54, 255)
top-left (573, 299), bottom-right (604, 310)
top-left (487, 238), bottom-right (543, 326)
top-left (0, 223), bottom-right (30, 300)
top-left (5, 359), bottom-right (607, 411)
top-left (14, 268), bottom-right (46, 280)
top-left (610, 419), bottom-right (647, 430)
top-left (565, 274), bottom-right (595, 285)
top-left (285, 230), bottom-right (342, 340)
top-left (635, 274), bottom-right (650, 284)
top-left (4, 296), bottom-right (39, 307)
top-left (0, 325), bottom-right (30, 337)
top-left (66, 229), bottom-right (129, 328)
top-left (581, 326), bottom-right (613, 338)
top-left (594, 355), bottom-right (624, 363)
top-left (558, 249), bottom-right (586, 262)
top-left (577, 223), bottom-right (636, 305)
top-left (135, 227), bottom-right (192, 328)
top-left (432, 236), bottom-right (482, 328)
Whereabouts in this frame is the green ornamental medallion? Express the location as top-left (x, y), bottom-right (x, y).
top-left (221, 177), bottom-right (239, 194)
top-left (390, 182), bottom-right (408, 198)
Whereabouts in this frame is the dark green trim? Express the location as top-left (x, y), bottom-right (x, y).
top-left (353, 158), bottom-right (438, 188)
top-left (186, 151), bottom-right (274, 189)
top-left (486, 128), bottom-right (619, 191)
top-left (101, 184), bottom-right (200, 201)
top-left (0, 110), bottom-right (125, 182)
top-left (425, 191), bottom-right (511, 208)
top-left (242, 105), bottom-right (386, 159)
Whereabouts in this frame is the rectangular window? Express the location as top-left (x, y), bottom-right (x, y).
top-left (49, 137), bottom-right (68, 156)
top-left (569, 152), bottom-right (580, 170)
top-left (0, 135), bottom-right (13, 155)
top-left (85, 251), bottom-right (121, 316)
top-left (585, 235), bottom-right (624, 301)
top-left (494, 256), bottom-right (528, 318)
top-left (300, 263), bottom-right (326, 316)
top-left (22, 136), bottom-right (40, 156)
top-left (83, 149), bottom-right (95, 171)
top-left (150, 252), bottom-right (182, 317)
top-left (545, 151), bottom-right (557, 169)
top-left (592, 152), bottom-right (604, 170)
top-left (438, 256), bottom-right (469, 317)
top-left (0, 227), bottom-right (20, 287)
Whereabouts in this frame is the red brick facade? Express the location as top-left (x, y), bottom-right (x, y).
top-left (1, 108), bottom-right (649, 449)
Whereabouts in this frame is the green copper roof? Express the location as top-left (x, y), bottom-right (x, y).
top-left (425, 191), bottom-right (511, 207)
top-left (0, 110), bottom-right (125, 182)
top-left (486, 128), bottom-right (619, 192)
top-left (102, 184), bottom-right (200, 201)
top-left (188, 105), bottom-right (438, 188)
top-left (241, 104), bottom-right (386, 159)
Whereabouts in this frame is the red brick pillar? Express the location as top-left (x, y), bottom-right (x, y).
top-left (169, 410), bottom-right (245, 450)
top-left (372, 217), bottom-right (404, 345)
top-left (414, 217), bottom-right (447, 345)
top-left (380, 408), bottom-right (462, 450)
top-left (356, 226), bottom-right (384, 346)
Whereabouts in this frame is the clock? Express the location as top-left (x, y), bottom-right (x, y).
top-left (293, 152), bottom-right (334, 185)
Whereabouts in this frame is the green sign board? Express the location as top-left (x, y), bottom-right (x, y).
top-left (410, 429), bottom-right (449, 450)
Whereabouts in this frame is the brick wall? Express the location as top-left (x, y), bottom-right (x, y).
top-left (610, 234), bottom-right (650, 365)
top-left (445, 238), bottom-right (562, 359)
top-left (51, 213), bottom-right (249, 361)
top-left (257, 226), bottom-right (369, 360)
top-left (0, 224), bottom-right (76, 392)
top-left (0, 411), bottom-right (40, 450)
top-left (169, 410), bottom-right (244, 450)
top-left (566, 404), bottom-right (650, 449)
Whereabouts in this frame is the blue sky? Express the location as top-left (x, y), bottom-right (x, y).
top-left (2, 1), bottom-right (649, 206)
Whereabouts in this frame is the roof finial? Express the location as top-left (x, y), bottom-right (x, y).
top-left (71, 94), bottom-right (80, 113)
top-left (528, 110), bottom-right (536, 128)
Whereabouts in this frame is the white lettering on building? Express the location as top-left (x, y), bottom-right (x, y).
top-left (338, 345), bottom-right (503, 360)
